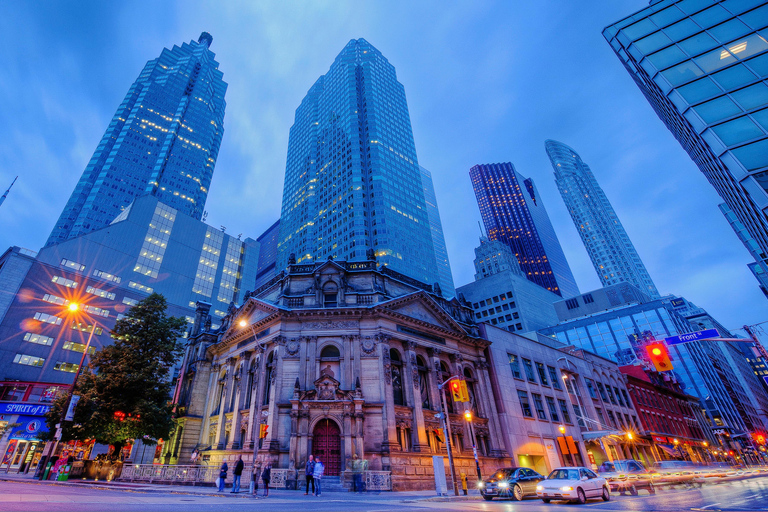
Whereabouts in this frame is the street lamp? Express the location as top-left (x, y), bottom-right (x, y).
top-left (626, 431), bottom-right (635, 460)
top-left (463, 409), bottom-right (482, 483)
top-left (38, 302), bottom-right (99, 480)
top-left (673, 438), bottom-right (685, 460)
top-left (558, 424), bottom-right (572, 466)
top-left (557, 358), bottom-right (590, 432)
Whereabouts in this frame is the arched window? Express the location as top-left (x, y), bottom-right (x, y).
top-left (417, 356), bottom-right (432, 410)
top-left (323, 282), bottom-right (338, 307)
top-left (228, 365), bottom-right (241, 412)
top-left (463, 367), bottom-right (478, 414)
top-left (263, 352), bottom-right (275, 406)
top-left (390, 348), bottom-right (405, 406)
top-left (320, 344), bottom-right (341, 381)
top-left (245, 359), bottom-right (256, 407)
top-left (212, 371), bottom-right (226, 415)
top-left (440, 362), bottom-right (454, 414)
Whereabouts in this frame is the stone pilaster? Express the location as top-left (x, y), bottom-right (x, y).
top-left (404, 341), bottom-right (429, 452)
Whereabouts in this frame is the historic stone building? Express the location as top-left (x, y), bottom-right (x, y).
top-left (169, 255), bottom-right (509, 490)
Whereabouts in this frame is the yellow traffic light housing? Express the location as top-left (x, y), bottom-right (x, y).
top-left (646, 342), bottom-right (673, 372)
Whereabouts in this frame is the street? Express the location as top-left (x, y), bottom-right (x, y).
top-left (2, 477), bottom-right (768, 512)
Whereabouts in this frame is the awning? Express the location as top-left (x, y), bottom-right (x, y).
top-left (581, 430), bottom-right (624, 441)
top-left (9, 415), bottom-right (49, 441)
top-left (656, 444), bottom-right (681, 457)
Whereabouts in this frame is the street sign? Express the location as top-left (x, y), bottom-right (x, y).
top-left (664, 329), bottom-right (720, 346)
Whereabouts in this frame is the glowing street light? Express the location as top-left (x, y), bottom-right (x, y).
top-left (68, 302), bottom-right (80, 312)
top-left (239, 319), bottom-right (247, 327)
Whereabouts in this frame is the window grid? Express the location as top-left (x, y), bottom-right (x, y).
top-left (192, 227), bottom-right (224, 297)
top-left (134, 203), bottom-right (177, 278)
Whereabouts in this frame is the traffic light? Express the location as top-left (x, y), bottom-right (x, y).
top-left (646, 343), bottom-right (673, 372)
top-left (449, 379), bottom-right (470, 402)
top-left (259, 424), bottom-right (269, 439)
top-left (435, 428), bottom-right (445, 443)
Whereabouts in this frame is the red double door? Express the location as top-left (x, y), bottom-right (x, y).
top-left (313, 419), bottom-right (341, 476)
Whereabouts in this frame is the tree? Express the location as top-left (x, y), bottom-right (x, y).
top-left (43, 293), bottom-right (186, 455)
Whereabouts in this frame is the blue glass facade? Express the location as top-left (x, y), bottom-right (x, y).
top-left (420, 166), bottom-right (455, 296)
top-left (470, 162), bottom-right (580, 297)
top-left (539, 298), bottom-right (750, 433)
top-left (47, 33), bottom-right (227, 246)
top-left (276, 39), bottom-right (442, 289)
top-left (604, 0), bottom-right (768, 282)
top-left (545, 140), bottom-right (660, 298)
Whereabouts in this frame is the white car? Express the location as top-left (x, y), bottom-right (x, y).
top-left (536, 467), bottom-right (611, 504)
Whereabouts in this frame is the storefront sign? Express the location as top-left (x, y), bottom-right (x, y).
top-left (653, 435), bottom-right (668, 443)
top-left (0, 403), bottom-right (52, 417)
top-left (9, 415), bottom-right (49, 441)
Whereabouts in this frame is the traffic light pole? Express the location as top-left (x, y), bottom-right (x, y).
top-left (438, 376), bottom-right (460, 496)
top-left (464, 408), bottom-right (482, 483)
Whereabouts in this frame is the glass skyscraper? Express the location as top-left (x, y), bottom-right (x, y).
top-left (420, 166), bottom-right (455, 297)
top-left (603, 0), bottom-right (768, 291)
top-left (277, 39), bottom-right (444, 289)
top-left (545, 139), bottom-right (660, 298)
top-left (470, 162), bottom-right (580, 298)
top-left (47, 32), bottom-right (227, 246)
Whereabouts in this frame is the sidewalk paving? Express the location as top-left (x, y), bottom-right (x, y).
top-left (0, 471), bottom-right (482, 502)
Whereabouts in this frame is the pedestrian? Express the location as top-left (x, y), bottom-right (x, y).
top-left (231, 456), bottom-right (244, 493)
top-left (313, 455), bottom-right (325, 496)
top-left (304, 454), bottom-right (315, 495)
top-left (351, 454), bottom-right (363, 493)
top-left (217, 460), bottom-right (228, 492)
top-left (261, 461), bottom-right (272, 497)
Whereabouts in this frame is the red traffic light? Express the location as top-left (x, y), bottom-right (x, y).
top-left (646, 343), bottom-right (673, 372)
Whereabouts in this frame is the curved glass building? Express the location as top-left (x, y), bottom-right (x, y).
top-left (545, 140), bottom-right (660, 298)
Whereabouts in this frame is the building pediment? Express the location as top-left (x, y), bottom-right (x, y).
top-left (377, 291), bottom-right (470, 336)
top-left (296, 372), bottom-right (356, 402)
top-left (220, 298), bottom-right (281, 344)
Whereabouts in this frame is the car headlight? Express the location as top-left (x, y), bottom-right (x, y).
top-left (477, 482), bottom-right (484, 488)
top-left (560, 486), bottom-right (574, 492)
top-left (536, 485), bottom-right (544, 491)
top-left (498, 482), bottom-right (509, 488)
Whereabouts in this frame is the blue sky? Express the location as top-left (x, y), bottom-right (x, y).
top-left (0, 0), bottom-right (766, 336)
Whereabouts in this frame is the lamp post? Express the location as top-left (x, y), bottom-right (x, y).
top-left (557, 358), bottom-right (590, 432)
top-left (626, 431), bottom-right (635, 460)
top-left (559, 425), bottom-right (571, 466)
top-left (463, 409), bottom-right (482, 483)
top-left (38, 302), bottom-right (98, 480)
top-left (437, 376), bottom-right (461, 496)
top-left (673, 438), bottom-right (685, 461)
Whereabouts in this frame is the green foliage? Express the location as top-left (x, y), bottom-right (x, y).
top-left (43, 293), bottom-right (186, 449)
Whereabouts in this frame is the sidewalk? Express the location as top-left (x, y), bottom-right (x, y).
top-left (0, 471), bottom-right (483, 502)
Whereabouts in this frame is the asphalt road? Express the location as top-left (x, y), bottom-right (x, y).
top-left (2, 477), bottom-right (768, 511)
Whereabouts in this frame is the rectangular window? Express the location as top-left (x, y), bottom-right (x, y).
top-left (42, 294), bottom-right (67, 306)
top-left (86, 286), bottom-right (116, 301)
top-left (128, 281), bottom-right (153, 294)
top-left (134, 203), bottom-right (177, 278)
top-left (607, 410), bottom-right (617, 427)
top-left (83, 305), bottom-right (110, 318)
top-left (61, 258), bottom-right (85, 272)
top-left (546, 396), bottom-right (559, 422)
top-left (614, 387), bottom-right (624, 406)
top-left (13, 353), bottom-right (45, 367)
top-left (51, 276), bottom-right (78, 288)
top-left (93, 269), bottom-right (121, 283)
top-left (558, 399), bottom-right (572, 424)
top-left (586, 379), bottom-right (597, 399)
top-left (582, 293), bottom-right (594, 304)
top-left (33, 312), bottom-right (62, 325)
top-left (71, 322), bottom-right (103, 336)
top-left (565, 298), bottom-right (579, 310)
top-left (523, 358), bottom-right (536, 382)
top-left (607, 386), bottom-right (618, 405)
top-left (122, 297), bottom-right (138, 306)
top-left (536, 362), bottom-right (549, 385)
top-left (533, 393), bottom-right (547, 420)
top-left (508, 354), bottom-right (522, 379)
top-left (573, 404), bottom-right (586, 428)
top-left (518, 390), bottom-right (533, 418)
top-left (549, 366), bottom-right (561, 389)
top-left (54, 361), bottom-right (80, 373)
top-left (62, 341), bottom-right (95, 355)
top-left (23, 333), bottom-right (54, 346)
top-left (597, 382), bottom-right (609, 401)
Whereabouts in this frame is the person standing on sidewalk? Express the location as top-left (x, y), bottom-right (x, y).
top-left (304, 455), bottom-right (315, 495)
top-left (231, 456), bottom-right (244, 493)
top-left (261, 461), bottom-right (272, 497)
top-left (217, 461), bottom-right (228, 492)
top-left (313, 456), bottom-right (325, 496)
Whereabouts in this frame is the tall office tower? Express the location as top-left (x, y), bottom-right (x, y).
top-left (47, 32), bottom-right (227, 246)
top-left (276, 39), bottom-right (442, 289)
top-left (419, 166), bottom-right (455, 297)
top-left (470, 162), bottom-right (580, 298)
top-left (545, 140), bottom-right (660, 298)
top-left (604, 1), bottom-right (768, 294)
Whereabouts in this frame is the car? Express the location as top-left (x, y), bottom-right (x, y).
top-left (596, 459), bottom-right (656, 495)
top-left (536, 467), bottom-right (611, 504)
top-left (478, 467), bottom-right (544, 501)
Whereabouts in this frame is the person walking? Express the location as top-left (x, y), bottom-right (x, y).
top-left (304, 455), bottom-right (315, 495)
top-left (351, 454), bottom-right (363, 493)
top-left (231, 456), bottom-right (244, 493)
top-left (217, 461), bottom-right (228, 492)
top-left (261, 461), bottom-right (272, 497)
top-left (313, 456), bottom-right (325, 496)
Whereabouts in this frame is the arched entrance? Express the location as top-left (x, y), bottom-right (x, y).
top-left (312, 419), bottom-right (341, 476)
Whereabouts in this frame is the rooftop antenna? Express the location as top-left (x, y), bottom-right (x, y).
top-left (0, 176), bottom-right (18, 208)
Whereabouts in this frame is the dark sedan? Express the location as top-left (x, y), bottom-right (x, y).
top-left (479, 467), bottom-right (545, 501)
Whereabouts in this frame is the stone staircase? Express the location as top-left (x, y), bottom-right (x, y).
top-left (305, 475), bottom-right (346, 493)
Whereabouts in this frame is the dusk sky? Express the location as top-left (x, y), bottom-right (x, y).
top-left (1, 1), bottom-right (766, 337)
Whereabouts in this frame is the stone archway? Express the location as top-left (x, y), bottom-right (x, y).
top-left (312, 419), bottom-right (342, 476)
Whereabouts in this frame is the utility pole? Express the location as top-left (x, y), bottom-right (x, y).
top-left (0, 176), bottom-right (17, 208)
top-left (438, 377), bottom-right (460, 496)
